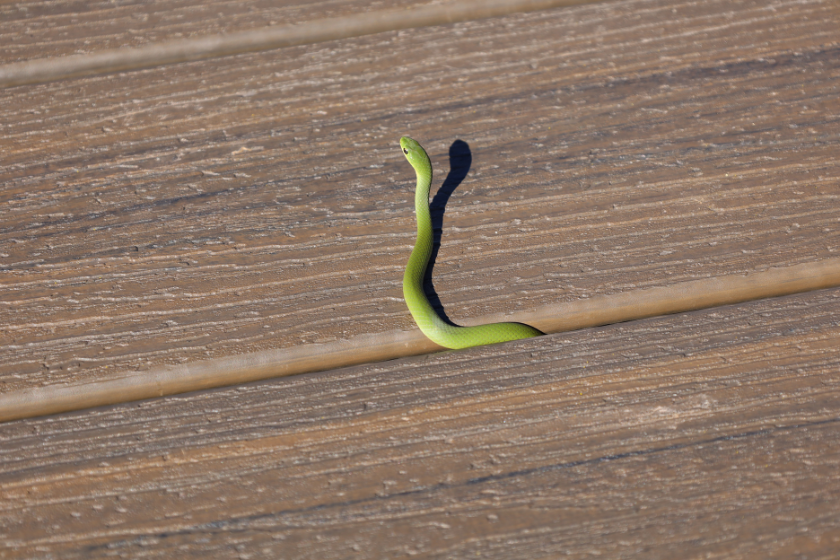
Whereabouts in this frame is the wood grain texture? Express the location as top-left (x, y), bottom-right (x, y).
top-left (2, 288), bottom-right (839, 558)
top-left (2, 0), bottom-right (839, 398)
top-left (4, 257), bottom-right (840, 423)
top-left (1, 0), bottom-right (443, 64)
top-left (0, 0), bottom-right (603, 87)
top-left (3, 0), bottom-right (840, 557)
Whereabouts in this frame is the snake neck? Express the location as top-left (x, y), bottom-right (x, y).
top-left (411, 149), bottom-right (433, 216)
top-left (408, 152), bottom-right (434, 282)
top-left (403, 153), bottom-right (438, 318)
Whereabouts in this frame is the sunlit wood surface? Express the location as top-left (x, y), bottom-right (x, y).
top-left (1, 0), bottom-right (839, 557)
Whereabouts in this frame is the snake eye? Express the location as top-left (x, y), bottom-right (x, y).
top-left (403, 148), bottom-right (408, 154)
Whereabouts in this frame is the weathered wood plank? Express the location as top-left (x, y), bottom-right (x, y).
top-left (4, 257), bottom-right (840, 423)
top-left (3, 0), bottom-right (839, 557)
top-left (2, 287), bottom-right (839, 558)
top-left (1, 0), bottom-right (602, 87)
top-left (2, 0), bottom-right (839, 396)
top-left (1, 0), bottom-right (435, 64)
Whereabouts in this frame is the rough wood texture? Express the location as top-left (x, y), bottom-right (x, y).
top-left (1, 0), bottom-right (438, 64)
top-left (5, 257), bottom-right (840, 423)
top-left (1, 0), bottom-right (599, 87)
top-left (2, 288), bottom-right (840, 558)
top-left (2, 0), bottom-right (838, 396)
top-left (1, 0), bottom-right (840, 557)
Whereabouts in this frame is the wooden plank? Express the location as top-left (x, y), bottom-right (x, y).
top-left (0, 0), bottom-right (601, 87)
top-left (2, 0), bottom-right (838, 401)
top-left (2, 287), bottom-right (839, 558)
top-left (3, 0), bottom-right (839, 556)
top-left (4, 257), bottom-right (840, 422)
top-left (1, 0), bottom-right (440, 64)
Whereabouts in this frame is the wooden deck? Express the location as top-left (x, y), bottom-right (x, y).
top-left (2, 0), bottom-right (839, 557)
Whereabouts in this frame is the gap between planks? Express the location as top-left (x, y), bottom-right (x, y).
top-left (0, 0), bottom-right (604, 87)
top-left (2, 257), bottom-right (840, 423)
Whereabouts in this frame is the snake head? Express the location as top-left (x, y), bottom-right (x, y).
top-left (399, 136), bottom-right (431, 172)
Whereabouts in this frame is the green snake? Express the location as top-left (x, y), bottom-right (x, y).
top-left (399, 136), bottom-right (543, 349)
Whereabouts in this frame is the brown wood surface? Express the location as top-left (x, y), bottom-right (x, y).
top-left (1, 0), bottom-right (840, 557)
top-left (2, 0), bottom-right (839, 395)
top-left (0, 0), bottom-right (443, 64)
top-left (2, 288), bottom-right (840, 558)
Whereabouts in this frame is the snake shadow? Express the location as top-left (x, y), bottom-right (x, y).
top-left (424, 139), bottom-right (472, 325)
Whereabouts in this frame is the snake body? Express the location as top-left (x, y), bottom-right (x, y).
top-left (400, 136), bottom-right (543, 349)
